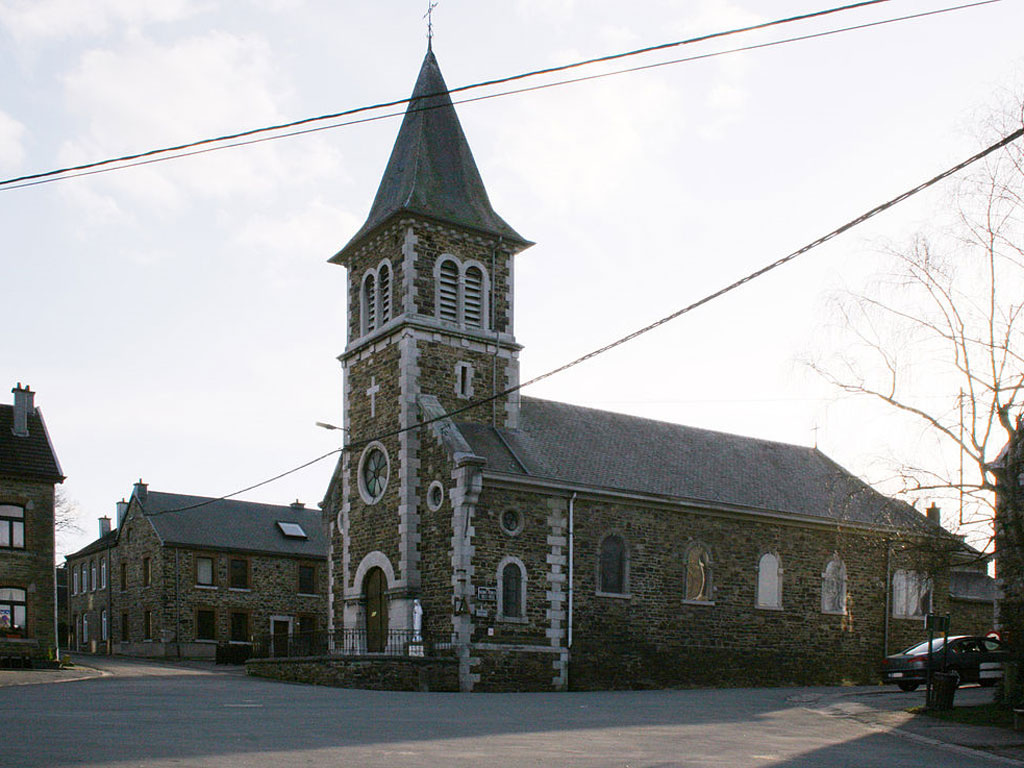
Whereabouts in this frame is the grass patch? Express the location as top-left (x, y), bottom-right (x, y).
top-left (909, 703), bottom-right (1016, 730)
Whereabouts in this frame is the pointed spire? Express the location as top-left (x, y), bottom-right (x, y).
top-left (332, 49), bottom-right (528, 263)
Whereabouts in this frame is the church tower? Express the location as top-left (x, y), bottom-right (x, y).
top-left (327, 48), bottom-right (531, 645)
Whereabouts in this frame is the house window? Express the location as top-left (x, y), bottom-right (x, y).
top-left (120, 562), bottom-right (127, 591)
top-left (100, 558), bottom-right (107, 590)
top-left (757, 552), bottom-right (782, 609)
top-left (121, 613), bottom-right (129, 642)
top-left (82, 613), bottom-right (89, 642)
top-left (598, 535), bottom-right (628, 595)
top-left (821, 555), bottom-right (847, 614)
top-left (91, 561), bottom-right (97, 591)
top-left (143, 557), bottom-right (152, 587)
top-left (0, 505), bottom-right (25, 550)
top-left (143, 610), bottom-right (153, 640)
top-left (497, 557), bottom-right (526, 621)
top-left (196, 609), bottom-right (216, 641)
top-left (684, 545), bottom-right (712, 603)
top-left (196, 556), bottom-right (215, 587)
top-left (298, 564), bottom-right (316, 595)
top-left (101, 609), bottom-right (108, 641)
top-left (230, 612), bottom-right (250, 642)
top-left (229, 558), bottom-right (250, 590)
top-left (892, 569), bottom-right (932, 619)
top-left (82, 563), bottom-right (90, 593)
top-left (73, 566), bottom-right (80, 595)
top-left (0, 587), bottom-right (27, 637)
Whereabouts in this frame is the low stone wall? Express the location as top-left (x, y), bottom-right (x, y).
top-left (469, 644), bottom-right (564, 692)
top-left (246, 655), bottom-right (460, 692)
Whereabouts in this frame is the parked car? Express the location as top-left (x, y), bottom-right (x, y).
top-left (881, 635), bottom-right (1011, 691)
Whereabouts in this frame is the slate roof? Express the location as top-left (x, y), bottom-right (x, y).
top-left (139, 492), bottom-right (327, 559)
top-left (66, 529), bottom-right (118, 560)
top-left (0, 404), bottom-right (63, 482)
top-left (457, 397), bottom-right (935, 531)
top-left (332, 48), bottom-right (528, 264)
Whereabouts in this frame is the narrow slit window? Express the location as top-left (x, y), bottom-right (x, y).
top-left (362, 273), bottom-right (377, 333)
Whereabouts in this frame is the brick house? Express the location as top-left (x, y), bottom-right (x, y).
top-left (311, 48), bottom-right (993, 692)
top-left (67, 482), bottom-right (327, 658)
top-left (0, 384), bottom-right (63, 665)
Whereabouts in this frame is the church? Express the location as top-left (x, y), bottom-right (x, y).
top-left (317, 47), bottom-right (990, 692)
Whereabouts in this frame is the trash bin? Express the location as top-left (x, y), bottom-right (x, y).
top-left (927, 672), bottom-right (958, 710)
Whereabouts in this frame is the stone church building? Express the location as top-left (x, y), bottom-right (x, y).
top-left (319, 47), bottom-right (990, 692)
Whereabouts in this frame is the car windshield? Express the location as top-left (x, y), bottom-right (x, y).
top-left (902, 636), bottom-right (965, 655)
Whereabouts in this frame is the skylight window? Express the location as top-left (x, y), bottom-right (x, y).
top-left (277, 521), bottom-right (307, 539)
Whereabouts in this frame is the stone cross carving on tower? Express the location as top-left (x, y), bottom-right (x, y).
top-left (366, 376), bottom-right (380, 418)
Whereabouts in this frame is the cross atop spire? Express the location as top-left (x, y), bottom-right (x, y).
top-left (424, 1), bottom-right (438, 50)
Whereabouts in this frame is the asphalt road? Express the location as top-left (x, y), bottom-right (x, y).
top-left (0, 655), bottom-right (1016, 768)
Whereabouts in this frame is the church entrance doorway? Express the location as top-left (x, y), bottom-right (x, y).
top-left (364, 567), bottom-right (388, 652)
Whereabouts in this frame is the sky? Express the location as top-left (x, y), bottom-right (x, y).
top-left (1, 0), bottom-right (1021, 559)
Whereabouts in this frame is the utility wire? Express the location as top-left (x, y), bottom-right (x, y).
top-left (0, 0), bottom-right (905, 189)
top-left (156, 123), bottom-right (1024, 515)
top-left (0, 0), bottom-right (998, 192)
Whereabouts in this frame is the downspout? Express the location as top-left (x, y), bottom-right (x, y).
top-left (175, 549), bottom-right (181, 659)
top-left (884, 541), bottom-right (892, 656)
top-left (52, 560), bottom-right (59, 663)
top-left (568, 492), bottom-right (576, 650)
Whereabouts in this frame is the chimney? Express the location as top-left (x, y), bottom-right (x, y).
top-left (133, 479), bottom-right (148, 505)
top-left (11, 383), bottom-right (34, 437)
top-left (926, 503), bottom-right (941, 526)
top-left (99, 516), bottom-right (111, 537)
top-left (116, 499), bottom-right (129, 529)
top-left (290, 500), bottom-right (306, 509)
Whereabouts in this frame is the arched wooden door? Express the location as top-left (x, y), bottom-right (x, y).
top-left (364, 567), bottom-right (388, 653)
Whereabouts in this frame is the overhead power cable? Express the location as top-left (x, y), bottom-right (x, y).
top-left (155, 124), bottom-right (1024, 515)
top-left (0, 0), bottom-right (1000, 192)
top-left (0, 0), bottom-right (906, 190)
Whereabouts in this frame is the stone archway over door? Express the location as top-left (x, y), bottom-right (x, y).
top-left (364, 567), bottom-right (388, 652)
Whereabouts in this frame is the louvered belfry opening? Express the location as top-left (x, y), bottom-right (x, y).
top-left (363, 273), bottom-right (377, 333)
top-left (439, 259), bottom-right (459, 323)
top-left (379, 264), bottom-right (392, 324)
top-left (464, 265), bottom-right (483, 328)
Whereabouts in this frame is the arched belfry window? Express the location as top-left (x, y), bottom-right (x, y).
top-left (464, 265), bottom-right (484, 328)
top-left (438, 259), bottom-right (459, 323)
top-left (361, 273), bottom-right (377, 335)
top-left (435, 256), bottom-right (489, 330)
top-left (378, 263), bottom-right (392, 324)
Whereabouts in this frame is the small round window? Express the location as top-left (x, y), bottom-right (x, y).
top-left (358, 443), bottom-right (389, 504)
top-left (426, 481), bottom-right (445, 511)
top-left (500, 510), bottom-right (523, 536)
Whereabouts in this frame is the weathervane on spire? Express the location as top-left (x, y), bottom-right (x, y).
top-left (424, 1), bottom-right (438, 49)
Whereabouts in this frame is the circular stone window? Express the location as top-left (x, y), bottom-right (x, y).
top-left (426, 481), bottom-right (445, 511)
top-left (358, 443), bottom-right (390, 504)
top-left (500, 509), bottom-right (523, 536)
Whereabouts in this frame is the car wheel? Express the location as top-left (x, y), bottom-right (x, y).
top-left (897, 681), bottom-right (919, 692)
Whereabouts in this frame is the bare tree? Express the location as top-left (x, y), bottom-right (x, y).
top-left (54, 487), bottom-right (82, 544)
top-left (809, 94), bottom-right (1024, 551)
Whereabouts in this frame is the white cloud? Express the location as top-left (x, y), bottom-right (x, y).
top-left (57, 29), bottom-right (316, 208)
top-left (0, 110), bottom-right (26, 171)
top-left (0, 0), bottom-right (201, 42)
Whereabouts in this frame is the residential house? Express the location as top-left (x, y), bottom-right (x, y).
top-left (67, 482), bottom-right (327, 658)
top-left (0, 384), bottom-right (63, 665)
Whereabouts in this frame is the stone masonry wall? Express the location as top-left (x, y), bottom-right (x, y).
top-left (0, 476), bottom-right (56, 659)
top-left (247, 654), bottom-right (459, 691)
